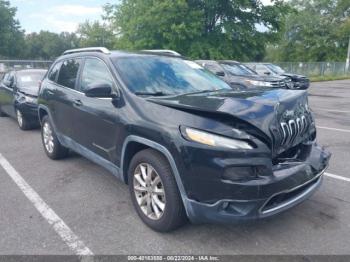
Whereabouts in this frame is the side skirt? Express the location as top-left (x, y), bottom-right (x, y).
top-left (57, 133), bottom-right (123, 181)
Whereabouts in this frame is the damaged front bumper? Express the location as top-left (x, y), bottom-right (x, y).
top-left (184, 142), bottom-right (331, 224)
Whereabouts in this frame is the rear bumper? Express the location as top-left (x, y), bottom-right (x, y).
top-left (184, 143), bottom-right (330, 224)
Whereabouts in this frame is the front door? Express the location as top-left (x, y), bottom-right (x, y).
top-left (70, 57), bottom-right (121, 163)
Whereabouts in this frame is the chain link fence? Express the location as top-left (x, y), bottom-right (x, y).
top-left (275, 62), bottom-right (350, 77)
top-left (0, 60), bottom-right (349, 79)
top-left (0, 60), bottom-right (52, 78)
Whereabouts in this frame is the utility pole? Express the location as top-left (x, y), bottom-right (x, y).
top-left (346, 35), bottom-right (350, 72)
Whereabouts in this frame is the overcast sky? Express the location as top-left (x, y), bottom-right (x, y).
top-left (10, 0), bottom-right (273, 34)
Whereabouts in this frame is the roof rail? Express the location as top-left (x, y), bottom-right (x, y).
top-left (142, 49), bottom-right (182, 57)
top-left (63, 47), bottom-right (111, 55)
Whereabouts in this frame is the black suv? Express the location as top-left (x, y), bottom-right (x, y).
top-left (196, 60), bottom-right (293, 90)
top-left (0, 69), bottom-right (47, 129)
top-left (38, 48), bottom-right (330, 232)
top-left (245, 63), bottom-right (310, 90)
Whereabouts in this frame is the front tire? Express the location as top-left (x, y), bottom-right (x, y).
top-left (41, 115), bottom-right (69, 160)
top-left (16, 109), bottom-right (32, 130)
top-left (128, 149), bottom-right (187, 232)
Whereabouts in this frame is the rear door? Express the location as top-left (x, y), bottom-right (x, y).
top-left (49, 58), bottom-right (83, 138)
top-left (70, 57), bottom-right (121, 162)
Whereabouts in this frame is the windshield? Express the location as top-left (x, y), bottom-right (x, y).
top-left (266, 64), bottom-right (285, 74)
top-left (221, 63), bottom-right (255, 76)
top-left (113, 56), bottom-right (231, 95)
top-left (17, 71), bottom-right (46, 89)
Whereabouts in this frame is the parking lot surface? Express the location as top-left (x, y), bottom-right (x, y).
top-left (0, 80), bottom-right (350, 255)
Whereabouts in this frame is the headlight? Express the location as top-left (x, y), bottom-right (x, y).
top-left (181, 127), bottom-right (253, 150)
top-left (245, 80), bottom-right (273, 87)
top-left (24, 96), bottom-right (37, 103)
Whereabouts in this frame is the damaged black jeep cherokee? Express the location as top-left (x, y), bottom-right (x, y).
top-left (38, 48), bottom-right (331, 232)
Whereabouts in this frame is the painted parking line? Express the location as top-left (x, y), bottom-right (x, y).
top-left (316, 126), bottom-right (350, 133)
top-left (325, 172), bottom-right (350, 183)
top-left (0, 153), bottom-right (93, 256)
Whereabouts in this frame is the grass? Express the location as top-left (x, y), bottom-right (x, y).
top-left (310, 75), bottom-right (350, 82)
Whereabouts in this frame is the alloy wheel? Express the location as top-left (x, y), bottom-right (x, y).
top-left (16, 110), bottom-right (23, 127)
top-left (133, 163), bottom-right (166, 220)
top-left (43, 122), bottom-right (54, 154)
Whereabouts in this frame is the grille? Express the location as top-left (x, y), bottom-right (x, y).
top-left (280, 113), bottom-right (310, 147)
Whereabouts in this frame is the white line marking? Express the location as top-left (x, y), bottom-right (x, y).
top-left (0, 153), bottom-right (93, 256)
top-left (325, 172), bottom-right (350, 182)
top-left (314, 108), bottom-right (350, 113)
top-left (316, 126), bottom-right (350, 133)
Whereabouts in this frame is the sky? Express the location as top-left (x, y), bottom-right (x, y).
top-left (10, 0), bottom-right (111, 33)
top-left (10, 0), bottom-right (272, 34)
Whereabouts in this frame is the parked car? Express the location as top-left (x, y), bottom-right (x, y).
top-left (38, 47), bottom-right (330, 232)
top-left (245, 63), bottom-right (310, 90)
top-left (196, 60), bottom-right (293, 90)
top-left (0, 69), bottom-right (47, 130)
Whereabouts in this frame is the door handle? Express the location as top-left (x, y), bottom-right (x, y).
top-left (74, 99), bottom-right (83, 106)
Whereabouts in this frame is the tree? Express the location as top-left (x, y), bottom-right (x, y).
top-left (24, 31), bottom-right (80, 60)
top-left (265, 0), bottom-right (350, 62)
top-left (0, 0), bottom-right (25, 58)
top-left (104, 0), bottom-right (289, 60)
top-left (77, 21), bottom-right (115, 49)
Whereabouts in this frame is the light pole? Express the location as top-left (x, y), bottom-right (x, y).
top-left (346, 35), bottom-right (350, 72)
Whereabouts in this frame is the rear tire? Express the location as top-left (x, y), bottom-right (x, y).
top-left (128, 149), bottom-right (187, 232)
top-left (16, 109), bottom-right (32, 130)
top-left (41, 115), bottom-right (69, 160)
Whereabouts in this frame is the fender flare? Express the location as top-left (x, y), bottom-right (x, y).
top-left (121, 135), bottom-right (193, 216)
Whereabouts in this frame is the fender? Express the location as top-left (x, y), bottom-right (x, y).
top-left (121, 135), bottom-right (194, 217)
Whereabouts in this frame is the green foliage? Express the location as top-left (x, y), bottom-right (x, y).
top-left (0, 0), bottom-right (25, 58)
top-left (266, 0), bottom-right (350, 62)
top-left (77, 21), bottom-right (115, 49)
top-left (104, 0), bottom-right (290, 60)
top-left (24, 31), bottom-right (80, 60)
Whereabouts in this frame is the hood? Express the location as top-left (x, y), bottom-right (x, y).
top-left (225, 74), bottom-right (287, 83)
top-left (149, 89), bottom-right (312, 155)
top-left (17, 86), bottom-right (39, 97)
top-left (281, 73), bottom-right (307, 81)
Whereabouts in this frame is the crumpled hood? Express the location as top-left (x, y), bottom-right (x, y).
top-left (148, 89), bottom-right (310, 152)
top-left (17, 86), bottom-right (39, 97)
top-left (281, 73), bottom-right (307, 81)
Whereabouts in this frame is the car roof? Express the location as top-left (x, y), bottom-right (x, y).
top-left (58, 49), bottom-right (186, 61)
top-left (219, 60), bottom-right (240, 64)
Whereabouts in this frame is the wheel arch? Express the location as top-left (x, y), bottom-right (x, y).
top-left (38, 106), bottom-right (49, 124)
top-left (121, 136), bottom-right (190, 215)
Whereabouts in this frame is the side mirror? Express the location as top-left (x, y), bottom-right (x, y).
top-left (84, 82), bottom-right (114, 98)
top-left (215, 71), bottom-right (225, 77)
top-left (264, 71), bottom-right (271, 75)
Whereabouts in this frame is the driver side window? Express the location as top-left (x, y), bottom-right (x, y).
top-left (80, 58), bottom-right (114, 93)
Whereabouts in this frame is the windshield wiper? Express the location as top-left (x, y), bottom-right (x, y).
top-left (134, 91), bottom-right (171, 96)
top-left (185, 88), bottom-right (228, 95)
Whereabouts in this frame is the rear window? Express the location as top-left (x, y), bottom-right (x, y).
top-left (57, 59), bottom-right (81, 89)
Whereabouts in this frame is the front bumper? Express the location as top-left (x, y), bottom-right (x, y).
top-left (183, 142), bottom-right (330, 224)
